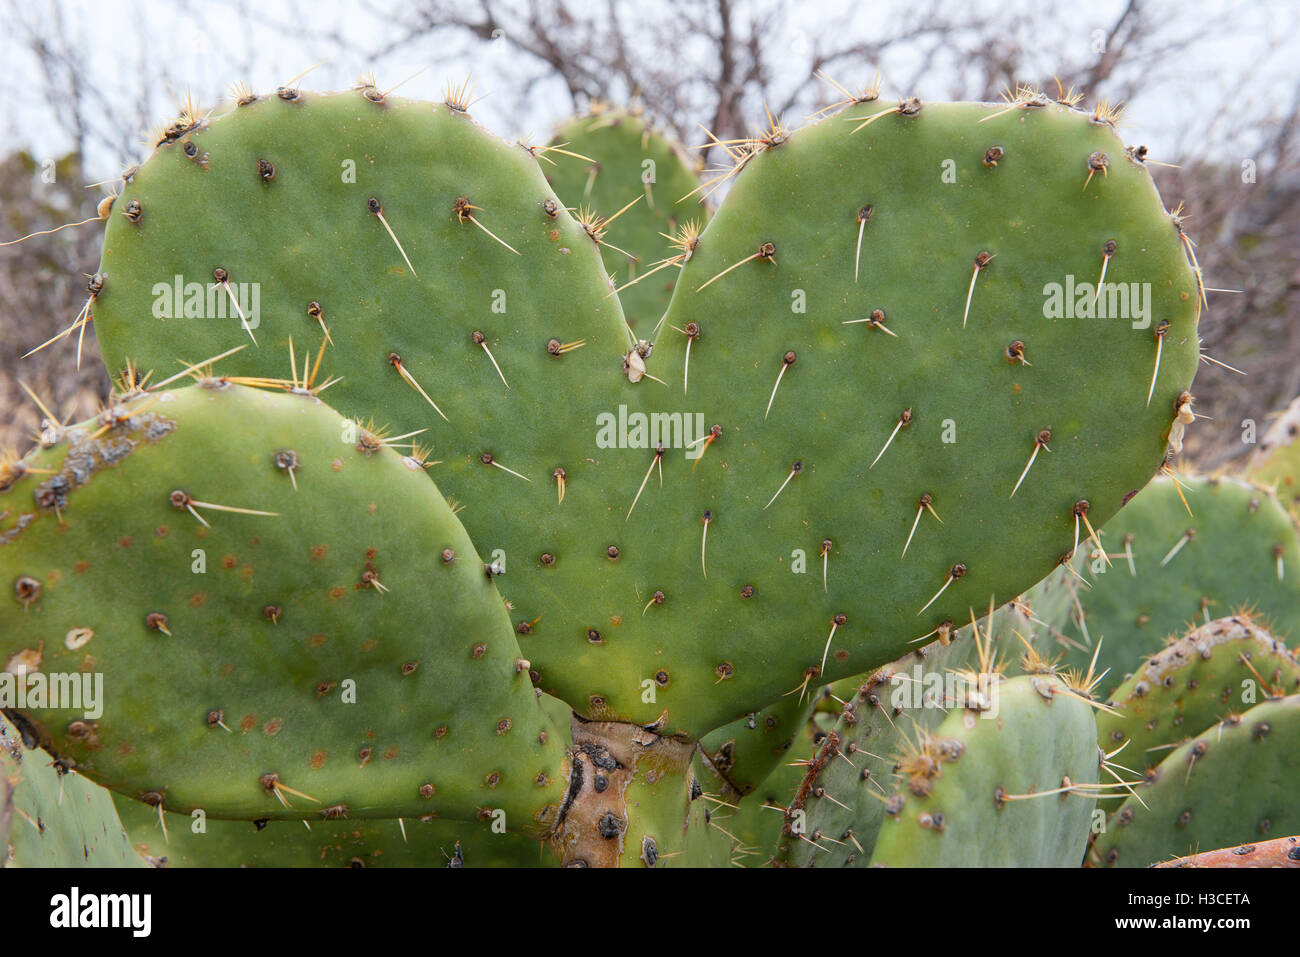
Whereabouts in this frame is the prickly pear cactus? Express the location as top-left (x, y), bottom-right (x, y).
top-left (5, 80), bottom-right (1216, 866)
top-left (610, 92), bottom-right (1201, 735)
top-left (1046, 475), bottom-right (1300, 697)
top-left (1091, 692), bottom-right (1300, 868)
top-left (546, 106), bottom-right (707, 328)
top-left (1097, 615), bottom-right (1300, 771)
top-left (778, 593), bottom-right (1095, 867)
top-left (870, 673), bottom-right (1102, 867)
top-left (2, 714), bottom-right (142, 867)
top-left (74, 86), bottom-right (1201, 742)
top-left (0, 383), bottom-right (568, 831)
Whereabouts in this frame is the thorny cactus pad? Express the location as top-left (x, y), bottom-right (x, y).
top-left (1155, 834), bottom-right (1300, 868)
top-left (1091, 692), bottom-right (1300, 868)
top-left (70, 86), bottom-right (1201, 742)
top-left (4, 79), bottom-right (1224, 866)
top-left (1097, 615), bottom-right (1300, 771)
top-left (777, 625), bottom-right (982, 867)
top-left (595, 94), bottom-right (1202, 735)
top-left (777, 595), bottom-right (1088, 867)
top-left (1045, 474), bottom-right (1300, 698)
top-left (546, 106), bottom-right (708, 327)
top-left (0, 384), bottom-right (567, 831)
top-left (869, 673), bottom-right (1102, 868)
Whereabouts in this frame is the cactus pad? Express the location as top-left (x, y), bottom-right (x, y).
top-left (0, 383), bottom-right (567, 831)
top-left (546, 106), bottom-right (707, 327)
top-left (1092, 694), bottom-right (1300, 867)
top-left (869, 673), bottom-right (1101, 867)
top-left (2, 713), bottom-right (142, 867)
top-left (1097, 615), bottom-right (1300, 770)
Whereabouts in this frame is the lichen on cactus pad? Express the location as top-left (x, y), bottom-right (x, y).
top-left (0, 382), bottom-right (567, 831)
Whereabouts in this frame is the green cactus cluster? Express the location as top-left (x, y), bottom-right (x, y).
top-left (5, 71), bottom-right (1259, 869)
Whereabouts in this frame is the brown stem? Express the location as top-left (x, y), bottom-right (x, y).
top-left (547, 713), bottom-right (694, 868)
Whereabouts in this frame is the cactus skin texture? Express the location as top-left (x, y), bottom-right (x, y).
top-left (1097, 615), bottom-right (1300, 771)
top-left (546, 716), bottom-right (698, 867)
top-left (546, 106), bottom-right (707, 327)
top-left (1047, 475), bottom-right (1300, 698)
top-left (2, 714), bottom-right (143, 867)
top-left (0, 384), bottom-right (568, 831)
top-left (698, 683), bottom-right (818, 798)
top-left (869, 673), bottom-right (1100, 867)
top-left (80, 89), bottom-right (1200, 742)
top-left (1155, 834), bottom-right (1300, 868)
top-left (112, 793), bottom-right (552, 868)
top-left (1091, 692), bottom-right (1300, 868)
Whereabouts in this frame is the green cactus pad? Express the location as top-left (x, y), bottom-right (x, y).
top-left (1092, 694), bottom-right (1300, 868)
top-left (84, 89), bottom-right (1199, 742)
top-left (778, 594), bottom-right (1069, 868)
top-left (1097, 615), bottom-right (1300, 770)
top-left (112, 793), bottom-right (552, 868)
top-left (0, 383), bottom-right (567, 830)
top-left (778, 630), bottom-right (980, 867)
top-left (869, 673), bottom-right (1101, 867)
top-left (2, 714), bottom-right (143, 867)
top-left (546, 106), bottom-right (707, 327)
top-left (581, 94), bottom-right (1200, 734)
top-left (1047, 475), bottom-right (1300, 698)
